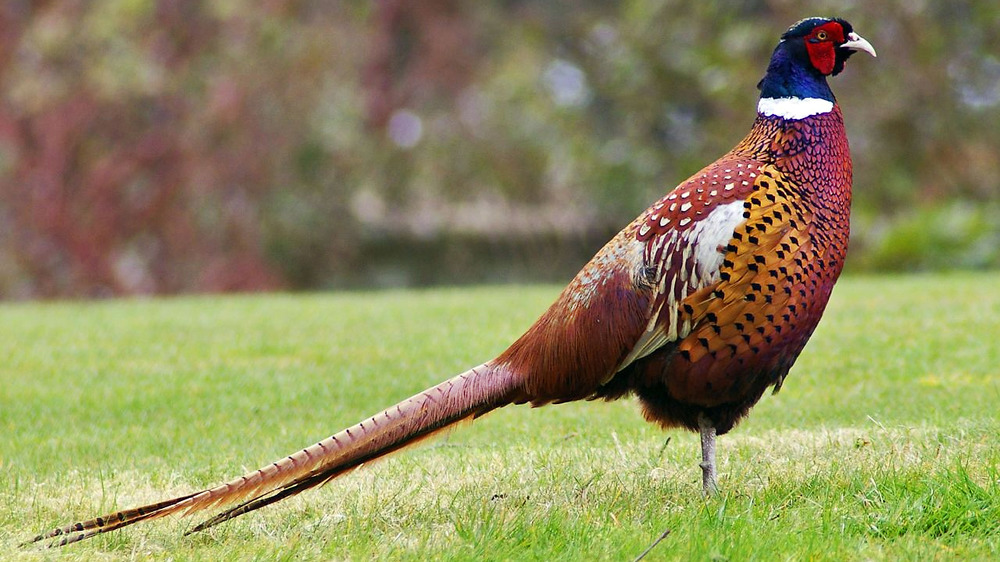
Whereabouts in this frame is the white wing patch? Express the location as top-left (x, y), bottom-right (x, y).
top-left (691, 200), bottom-right (744, 281)
top-left (618, 200), bottom-right (746, 370)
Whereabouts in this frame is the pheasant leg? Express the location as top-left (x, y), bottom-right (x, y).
top-left (698, 413), bottom-right (718, 495)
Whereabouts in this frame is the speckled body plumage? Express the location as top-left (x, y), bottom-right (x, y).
top-left (27, 18), bottom-right (875, 548)
top-left (615, 107), bottom-right (853, 434)
top-left (498, 106), bottom-right (854, 435)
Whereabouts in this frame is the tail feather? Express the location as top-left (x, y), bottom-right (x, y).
top-left (188, 402), bottom-right (489, 534)
top-left (21, 493), bottom-right (200, 547)
top-left (26, 361), bottom-right (518, 547)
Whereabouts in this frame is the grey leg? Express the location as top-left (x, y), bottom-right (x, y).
top-left (697, 413), bottom-right (718, 495)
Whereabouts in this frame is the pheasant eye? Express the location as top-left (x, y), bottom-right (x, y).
top-left (816, 30), bottom-right (828, 40)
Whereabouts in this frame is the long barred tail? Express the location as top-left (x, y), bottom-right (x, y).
top-left (25, 362), bottom-right (518, 548)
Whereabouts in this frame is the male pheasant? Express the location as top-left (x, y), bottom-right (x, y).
top-left (27, 17), bottom-right (875, 547)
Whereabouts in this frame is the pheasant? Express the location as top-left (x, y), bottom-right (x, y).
top-left (27, 17), bottom-right (875, 547)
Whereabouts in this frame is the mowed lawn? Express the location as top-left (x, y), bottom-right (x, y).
top-left (1, 273), bottom-right (998, 560)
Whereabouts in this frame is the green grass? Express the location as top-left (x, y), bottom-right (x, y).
top-left (2, 273), bottom-right (999, 560)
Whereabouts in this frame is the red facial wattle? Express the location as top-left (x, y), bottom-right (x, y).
top-left (804, 21), bottom-right (845, 75)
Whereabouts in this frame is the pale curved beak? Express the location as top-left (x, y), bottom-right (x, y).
top-left (842, 32), bottom-right (877, 57)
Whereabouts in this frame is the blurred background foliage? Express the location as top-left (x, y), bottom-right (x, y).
top-left (0, 0), bottom-right (997, 299)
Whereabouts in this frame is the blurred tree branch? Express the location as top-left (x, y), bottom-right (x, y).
top-left (0, 1), bottom-right (997, 298)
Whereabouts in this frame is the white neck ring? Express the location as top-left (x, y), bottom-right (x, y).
top-left (757, 97), bottom-right (833, 120)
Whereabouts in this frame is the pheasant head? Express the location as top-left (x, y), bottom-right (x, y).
top-left (757, 17), bottom-right (876, 110)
